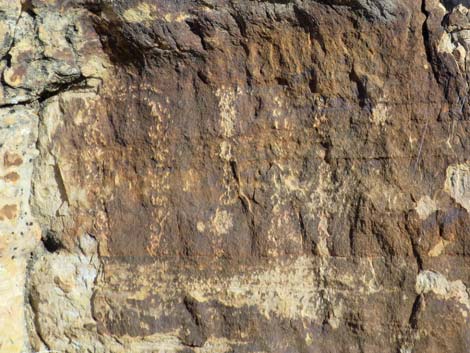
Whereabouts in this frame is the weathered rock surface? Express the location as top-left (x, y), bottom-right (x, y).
top-left (1, 0), bottom-right (470, 352)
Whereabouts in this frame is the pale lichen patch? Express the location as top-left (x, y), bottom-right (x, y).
top-left (0, 107), bottom-right (39, 352)
top-left (28, 234), bottom-right (101, 352)
top-left (437, 32), bottom-right (455, 54)
top-left (371, 103), bottom-right (388, 126)
top-left (415, 195), bottom-right (438, 220)
top-left (416, 270), bottom-right (470, 317)
top-left (0, 258), bottom-right (28, 353)
top-left (444, 162), bottom-right (470, 212)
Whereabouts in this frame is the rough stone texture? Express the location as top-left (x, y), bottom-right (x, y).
top-left (1, 0), bottom-right (470, 352)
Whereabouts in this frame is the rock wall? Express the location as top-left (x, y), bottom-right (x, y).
top-left (1, 0), bottom-right (470, 352)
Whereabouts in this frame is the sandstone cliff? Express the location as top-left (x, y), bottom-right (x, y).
top-left (0, 0), bottom-right (469, 352)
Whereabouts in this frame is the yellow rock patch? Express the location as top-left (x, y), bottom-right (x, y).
top-left (0, 204), bottom-right (18, 221)
top-left (123, 3), bottom-right (158, 23)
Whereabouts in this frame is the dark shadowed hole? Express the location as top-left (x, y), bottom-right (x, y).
top-left (441, 0), bottom-right (470, 10)
top-left (42, 231), bottom-right (63, 253)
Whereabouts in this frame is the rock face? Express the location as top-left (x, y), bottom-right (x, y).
top-left (1, 0), bottom-right (470, 352)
